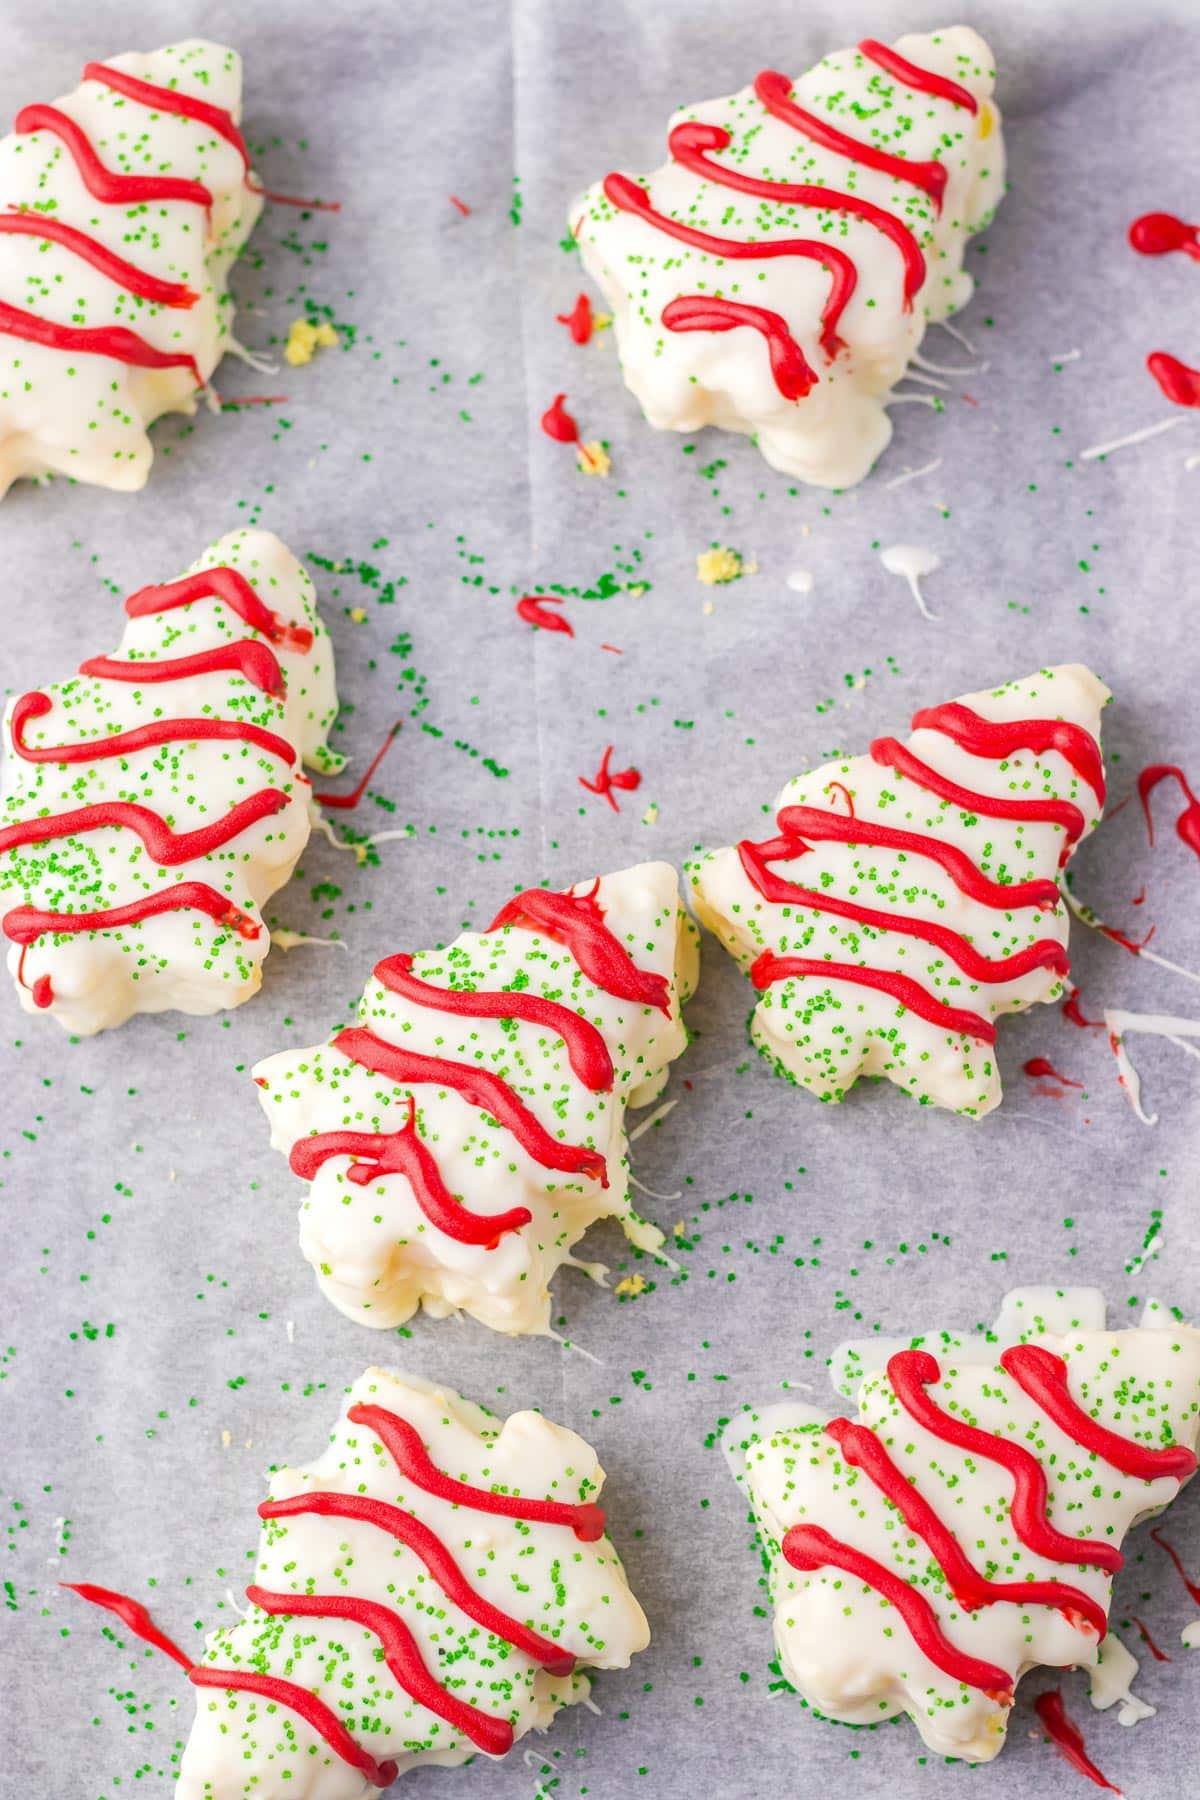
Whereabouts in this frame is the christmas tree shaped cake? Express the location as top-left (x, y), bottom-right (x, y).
top-left (725, 1288), bottom-right (1200, 1763)
top-left (686, 664), bottom-right (1109, 1116)
top-left (254, 862), bottom-right (698, 1334)
top-left (0, 41), bottom-right (263, 496)
top-left (572, 27), bottom-right (1004, 489)
top-left (1, 528), bottom-right (340, 1034)
top-left (167, 1366), bottom-right (651, 1795)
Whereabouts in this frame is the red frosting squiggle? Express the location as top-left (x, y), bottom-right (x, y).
top-left (188, 1664), bottom-right (399, 1788)
top-left (661, 297), bottom-right (817, 400)
top-left (4, 884), bottom-right (260, 946)
top-left (488, 882), bottom-right (672, 1015)
top-left (1034, 1690), bottom-right (1121, 1794)
top-left (14, 101), bottom-right (213, 209)
top-left (125, 567), bottom-right (314, 652)
top-left (752, 949), bottom-right (997, 1041)
top-left (753, 69), bottom-right (949, 210)
top-left (61, 1582), bottom-right (195, 1673)
top-left (0, 791), bottom-right (289, 866)
top-left (857, 38), bottom-right (979, 113)
top-left (79, 639), bottom-right (285, 698)
top-left (910, 702), bottom-right (1106, 805)
top-left (0, 297), bottom-right (202, 386)
top-left (82, 61), bottom-right (252, 171)
top-left (870, 737), bottom-right (1087, 858)
top-left (10, 693), bottom-right (295, 769)
top-left (1138, 763), bottom-right (1200, 861)
top-left (1000, 1344), bottom-right (1198, 1482)
top-left (0, 210), bottom-right (197, 307)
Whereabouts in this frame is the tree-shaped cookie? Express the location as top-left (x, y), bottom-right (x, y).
top-left (1, 528), bottom-right (339, 1033)
top-left (0, 41), bottom-right (263, 496)
top-left (254, 862), bottom-right (698, 1334)
top-left (687, 664), bottom-right (1108, 1116)
top-left (67, 1367), bottom-right (649, 1796)
top-left (572, 27), bottom-right (1004, 489)
top-left (725, 1288), bottom-right (1200, 1763)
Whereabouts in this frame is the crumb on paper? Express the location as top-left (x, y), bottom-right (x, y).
top-left (350, 606), bottom-right (367, 623)
top-left (285, 318), bottom-right (338, 366)
top-left (672, 1219), bottom-right (687, 1239)
top-left (221, 1429), bottom-right (232, 1448)
top-left (702, 598), bottom-right (714, 615)
top-left (642, 803), bottom-right (658, 826)
top-left (577, 440), bottom-right (610, 476)
top-left (615, 1274), bottom-right (647, 1297)
top-left (627, 582), bottom-right (647, 598)
top-left (697, 546), bottom-right (754, 585)
top-left (593, 312), bottom-right (613, 331)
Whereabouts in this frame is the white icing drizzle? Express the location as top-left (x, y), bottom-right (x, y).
top-left (1104, 1007), bottom-right (1200, 1125)
top-left (1062, 885), bottom-right (1200, 986)
top-left (878, 542), bottom-right (940, 618)
top-left (271, 930), bottom-right (348, 953)
top-left (1081, 414), bottom-right (1188, 461)
top-left (785, 568), bottom-right (814, 593)
top-left (1087, 1633), bottom-right (1155, 1726)
top-left (884, 456), bottom-right (944, 491)
top-left (1050, 347), bottom-right (1082, 364)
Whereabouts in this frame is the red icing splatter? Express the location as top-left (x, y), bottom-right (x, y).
top-left (556, 294), bottom-right (594, 344)
top-left (1034, 1689), bottom-right (1121, 1794)
top-left (516, 594), bottom-right (574, 635)
top-left (580, 745), bottom-right (642, 813)
top-left (541, 392), bottom-right (580, 443)
top-left (1131, 1616), bottom-right (1171, 1662)
top-left (1129, 212), bottom-right (1200, 260)
top-left (1150, 1527), bottom-right (1200, 1605)
top-left (1063, 988), bottom-right (1104, 1030)
top-left (1147, 351), bottom-right (1200, 407)
top-left (313, 722), bottom-right (401, 810)
top-left (449, 194), bottom-right (470, 216)
top-left (1138, 763), bottom-right (1200, 861)
top-left (1024, 1057), bottom-right (1083, 1088)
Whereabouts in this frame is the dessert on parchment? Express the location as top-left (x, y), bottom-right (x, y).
top-left (0, 41), bottom-right (263, 496)
top-left (572, 27), bottom-right (1004, 488)
top-left (725, 1287), bottom-right (1200, 1763)
top-left (1, 529), bottom-right (339, 1034)
top-left (254, 862), bottom-right (698, 1334)
top-left (687, 664), bottom-right (1109, 1117)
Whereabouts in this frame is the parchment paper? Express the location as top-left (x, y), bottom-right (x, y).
top-left (4, 3), bottom-right (1200, 1796)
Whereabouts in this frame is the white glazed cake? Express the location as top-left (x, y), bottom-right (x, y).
top-left (572, 27), bottom-right (1004, 488)
top-left (0, 41), bottom-right (262, 496)
top-left (176, 1367), bottom-right (650, 1797)
top-left (254, 862), bottom-right (698, 1334)
top-left (0, 528), bottom-right (340, 1033)
top-left (687, 664), bottom-right (1109, 1117)
top-left (725, 1288), bottom-right (1200, 1763)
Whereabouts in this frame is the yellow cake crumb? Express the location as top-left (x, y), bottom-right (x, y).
top-left (285, 318), bottom-right (339, 366)
top-left (350, 606), bottom-right (367, 623)
top-left (642, 802), bottom-right (658, 826)
top-left (593, 312), bottom-right (613, 331)
top-left (577, 440), bottom-right (610, 476)
top-left (627, 583), bottom-right (647, 598)
top-left (672, 1220), bottom-right (687, 1239)
top-left (696, 546), bottom-right (746, 585)
top-left (615, 1274), bottom-right (647, 1297)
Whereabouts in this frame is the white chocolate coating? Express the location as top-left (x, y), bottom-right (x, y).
top-left (0, 41), bottom-right (261, 497)
top-left (254, 862), bottom-right (699, 1335)
top-left (1, 528), bottom-right (339, 1034)
top-left (726, 1289), bottom-right (1200, 1763)
top-left (573, 27), bottom-right (1004, 489)
top-left (177, 1367), bottom-right (649, 1798)
top-left (686, 664), bottom-right (1109, 1116)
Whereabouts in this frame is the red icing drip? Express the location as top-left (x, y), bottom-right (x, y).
top-left (0, 296), bottom-right (202, 385)
top-left (661, 297), bottom-right (816, 400)
top-left (63, 1581), bottom-right (194, 1673)
top-left (449, 194), bottom-right (471, 216)
top-left (259, 1492), bottom-right (576, 1673)
top-left (374, 949), bottom-right (614, 1091)
top-left (556, 294), bottom-right (594, 344)
top-left (10, 691), bottom-right (295, 769)
top-left (4, 883), bottom-right (260, 946)
top-left (313, 723), bottom-right (401, 810)
top-left (488, 882), bottom-right (672, 1015)
top-left (1002, 1344), bottom-right (1197, 1481)
top-left (1024, 1057), bottom-right (1083, 1088)
top-left (349, 1401), bottom-right (606, 1541)
top-left (1129, 212), bottom-right (1200, 260)
top-left (82, 62), bottom-right (251, 172)
top-left (751, 949), bottom-right (997, 1042)
top-left (773, 804), bottom-right (1062, 913)
top-left (31, 973), bottom-right (54, 1007)
top-left (825, 1419), bottom-right (1106, 1638)
top-left (541, 392), bottom-right (580, 443)
top-left (14, 102), bottom-right (213, 210)
top-left (754, 69), bottom-right (948, 210)
top-left (666, 121), bottom-right (926, 305)
top-left (890, 1350), bottom-right (1124, 1573)
top-left (1147, 351), bottom-right (1200, 407)
top-left (1138, 763), bottom-right (1200, 861)
top-left (781, 1522), bottom-right (1013, 1699)
top-left (1034, 1690), bottom-right (1121, 1794)
top-left (79, 640), bottom-right (286, 699)
top-left (0, 791), bottom-right (289, 866)
top-left (245, 1585), bottom-right (514, 1757)
top-left (579, 744), bottom-right (642, 813)
top-left (0, 210), bottom-right (197, 307)
top-left (1131, 1615), bottom-right (1171, 1662)
top-left (1064, 988), bottom-right (1104, 1030)
top-left (1149, 1527), bottom-right (1200, 1605)
top-left (912, 702), bottom-right (1106, 805)
top-left (516, 594), bottom-right (574, 636)
top-left (188, 1665), bottom-right (398, 1790)
top-left (603, 172), bottom-right (854, 360)
top-left (857, 38), bottom-right (979, 113)
top-left (871, 736), bottom-right (1087, 860)
top-left (739, 836), bottom-right (1070, 987)
top-left (289, 1107), bottom-right (533, 1248)
top-left (125, 568), bottom-right (314, 653)
top-left (331, 1027), bottom-right (610, 1186)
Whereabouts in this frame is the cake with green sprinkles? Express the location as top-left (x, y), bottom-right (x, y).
top-left (0, 41), bottom-right (263, 497)
top-left (570, 27), bottom-right (1004, 489)
top-left (174, 1366), bottom-right (649, 1796)
top-left (686, 663), bottom-right (1109, 1116)
top-left (0, 527), bottom-right (341, 1034)
top-left (725, 1286), bottom-right (1200, 1764)
top-left (253, 862), bottom-right (698, 1335)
